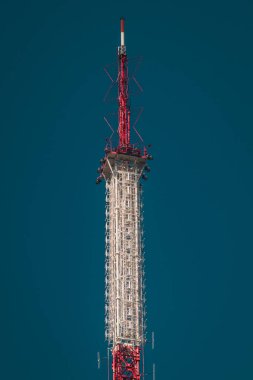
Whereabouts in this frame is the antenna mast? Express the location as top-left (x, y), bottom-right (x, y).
top-left (118, 17), bottom-right (130, 150)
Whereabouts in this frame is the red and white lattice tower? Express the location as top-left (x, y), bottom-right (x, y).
top-left (96, 18), bottom-right (152, 380)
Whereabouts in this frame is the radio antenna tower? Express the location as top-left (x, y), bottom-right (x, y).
top-left (96, 18), bottom-right (153, 380)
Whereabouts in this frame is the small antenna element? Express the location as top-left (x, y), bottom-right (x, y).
top-left (107, 347), bottom-right (110, 380)
top-left (152, 331), bottom-right (155, 350)
top-left (153, 363), bottom-right (156, 380)
top-left (97, 352), bottom-right (100, 369)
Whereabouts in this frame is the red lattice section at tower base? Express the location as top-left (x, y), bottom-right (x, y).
top-left (112, 344), bottom-right (141, 380)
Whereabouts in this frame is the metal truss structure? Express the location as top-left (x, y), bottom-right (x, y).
top-left (96, 18), bottom-right (152, 380)
top-left (112, 344), bottom-right (141, 380)
top-left (104, 155), bottom-right (146, 349)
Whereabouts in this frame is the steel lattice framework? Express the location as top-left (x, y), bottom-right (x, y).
top-left (97, 18), bottom-right (152, 380)
top-left (105, 156), bottom-right (145, 347)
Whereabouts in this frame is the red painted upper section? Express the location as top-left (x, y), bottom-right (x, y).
top-left (118, 19), bottom-right (130, 151)
top-left (120, 18), bottom-right (125, 33)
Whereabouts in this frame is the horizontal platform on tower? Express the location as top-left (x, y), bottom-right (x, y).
top-left (103, 152), bottom-right (146, 180)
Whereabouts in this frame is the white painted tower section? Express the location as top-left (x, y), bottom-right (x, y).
top-left (104, 154), bottom-right (146, 348)
top-left (121, 32), bottom-right (125, 47)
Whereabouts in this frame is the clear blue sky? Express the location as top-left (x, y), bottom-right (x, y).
top-left (1, 0), bottom-right (253, 379)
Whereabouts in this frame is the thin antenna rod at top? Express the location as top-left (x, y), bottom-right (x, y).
top-left (120, 17), bottom-right (125, 46)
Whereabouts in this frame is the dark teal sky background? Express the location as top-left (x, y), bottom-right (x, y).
top-left (1, 0), bottom-right (253, 379)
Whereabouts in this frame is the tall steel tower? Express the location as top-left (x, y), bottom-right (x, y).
top-left (96, 18), bottom-right (152, 380)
